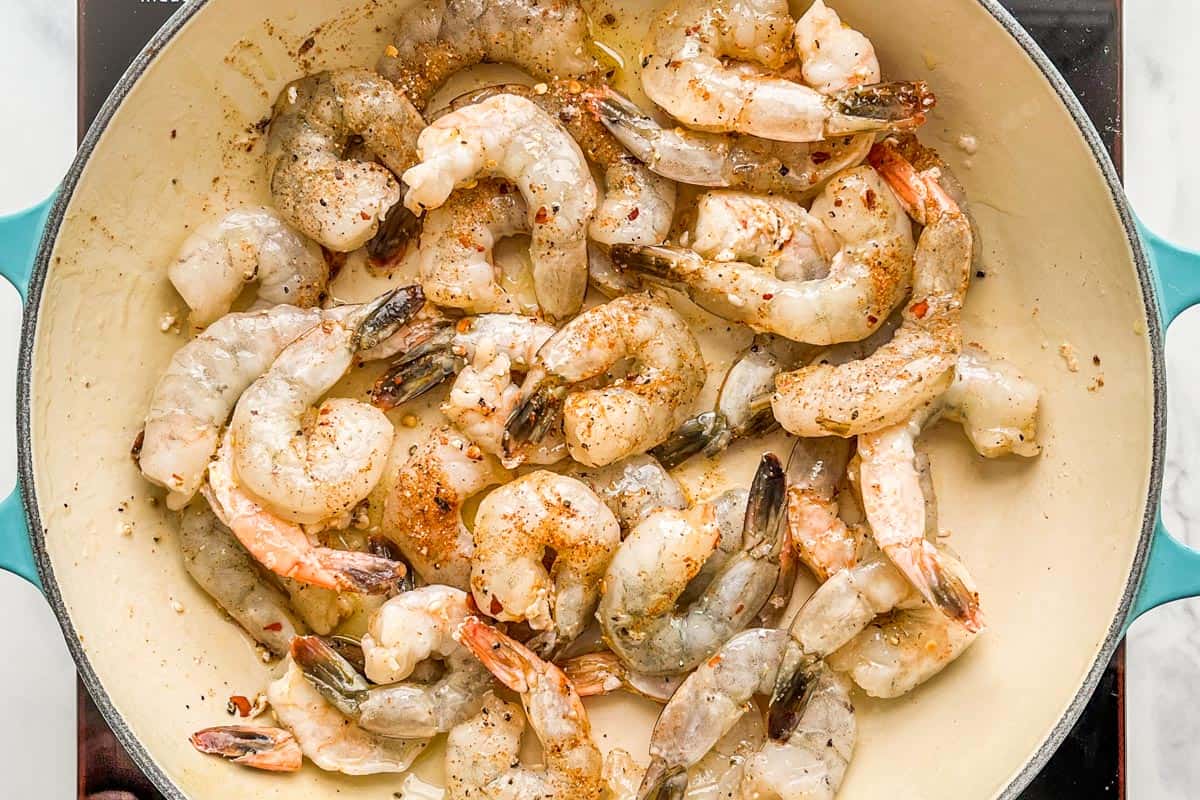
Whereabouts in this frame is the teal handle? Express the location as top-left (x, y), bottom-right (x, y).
top-left (0, 197), bottom-right (53, 590)
top-left (1129, 224), bottom-right (1200, 622)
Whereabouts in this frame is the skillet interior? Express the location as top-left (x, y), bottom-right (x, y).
top-left (20, 0), bottom-right (1159, 797)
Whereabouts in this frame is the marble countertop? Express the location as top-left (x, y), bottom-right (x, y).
top-left (0, 0), bottom-right (1197, 797)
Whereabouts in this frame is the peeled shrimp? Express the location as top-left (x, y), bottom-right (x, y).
top-left (793, 0), bottom-right (881, 94)
top-left (230, 287), bottom-right (426, 526)
top-left (598, 454), bottom-right (786, 676)
top-left (613, 165), bottom-right (914, 345)
top-left (190, 726), bottom-right (302, 773)
top-left (691, 191), bottom-right (836, 280)
top-left (378, 0), bottom-right (596, 112)
top-left (591, 87), bottom-right (873, 196)
top-left (139, 304), bottom-right (326, 509)
top-left (267, 658), bottom-right (429, 775)
top-left (471, 471), bottom-right (620, 654)
top-left (380, 426), bottom-right (512, 589)
top-left (944, 346), bottom-right (1041, 458)
top-left (266, 69), bottom-right (425, 252)
top-left (168, 207), bottom-right (327, 328)
top-left (402, 94), bottom-right (599, 319)
top-left (785, 436), bottom-right (861, 581)
top-left (640, 0), bottom-right (933, 142)
top-left (567, 453), bottom-right (687, 531)
top-left (504, 294), bottom-right (706, 468)
top-left (205, 431), bottom-right (404, 593)
top-left (292, 586), bottom-right (495, 737)
top-left (177, 503), bottom-right (302, 657)
top-left (772, 141), bottom-right (973, 437)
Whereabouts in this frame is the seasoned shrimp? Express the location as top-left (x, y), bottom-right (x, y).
top-left (168, 207), bottom-right (327, 328)
top-left (504, 294), bottom-right (706, 468)
top-left (785, 436), bottom-right (861, 581)
top-left (598, 454), bottom-right (786, 676)
top-left (562, 650), bottom-right (685, 703)
top-left (446, 83), bottom-right (678, 249)
top-left (451, 618), bottom-right (605, 800)
top-left (640, 0), bottom-right (934, 142)
top-left (230, 287), bottom-right (426, 526)
top-left (793, 0), bottom-right (880, 94)
top-left (944, 346), bottom-right (1041, 458)
top-left (691, 191), bottom-right (838, 281)
top-left (139, 304), bottom-right (326, 509)
top-left (267, 659), bottom-right (430, 775)
top-left (591, 87), bottom-right (873, 196)
top-left (613, 165), bottom-right (914, 345)
top-left (772, 141), bottom-right (973, 436)
top-left (378, 0), bottom-right (596, 112)
top-left (380, 426), bottom-right (512, 589)
top-left (178, 504), bottom-right (302, 657)
top-left (402, 94), bottom-right (599, 319)
top-left (190, 726), bottom-right (303, 773)
top-left (266, 69), bottom-right (425, 252)
top-left (417, 179), bottom-right (532, 314)
top-left (471, 471), bottom-right (620, 654)
top-left (567, 454), bottom-right (687, 531)
top-left (206, 431), bottom-right (405, 593)
top-left (653, 334), bottom-right (807, 468)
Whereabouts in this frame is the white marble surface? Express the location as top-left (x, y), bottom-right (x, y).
top-left (0, 0), bottom-right (1197, 797)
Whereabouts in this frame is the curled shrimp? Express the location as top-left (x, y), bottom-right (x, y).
top-left (945, 345), bottom-right (1041, 458)
top-left (640, 0), bottom-right (934, 142)
top-left (451, 618), bottom-right (605, 800)
top-left (380, 426), bottom-right (512, 589)
top-left (205, 431), bottom-right (404, 593)
top-left (229, 287), bottom-right (426, 526)
top-left (785, 436), bottom-right (862, 581)
top-left (190, 726), bottom-right (302, 773)
top-left (378, 0), bottom-right (597, 112)
top-left (178, 503), bottom-right (303, 657)
top-left (613, 164), bottom-right (915, 345)
top-left (266, 68), bottom-right (425, 252)
top-left (291, 597), bottom-right (492, 739)
top-left (402, 94), bottom-right (599, 319)
top-left (471, 471), bottom-right (620, 654)
top-left (590, 87), bottom-right (873, 196)
top-left (168, 206), bottom-right (328, 328)
top-left (567, 453), bottom-right (688, 532)
top-left (504, 293), bottom-right (706, 468)
top-left (598, 453), bottom-right (786, 676)
top-left (772, 140), bottom-right (973, 437)
top-left (793, 0), bottom-right (881, 94)
top-left (139, 304), bottom-right (327, 510)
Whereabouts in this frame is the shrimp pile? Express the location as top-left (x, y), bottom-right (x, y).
top-left (137, 2), bottom-right (1045, 795)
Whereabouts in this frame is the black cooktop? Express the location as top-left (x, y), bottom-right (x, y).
top-left (74, 1), bottom-right (1124, 797)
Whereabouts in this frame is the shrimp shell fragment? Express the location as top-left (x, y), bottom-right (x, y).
top-left (189, 726), bottom-right (302, 773)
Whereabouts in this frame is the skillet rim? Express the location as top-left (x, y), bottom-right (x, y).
top-left (13, 1), bottom-right (1163, 798)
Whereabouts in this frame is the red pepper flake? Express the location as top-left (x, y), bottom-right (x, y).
top-left (534, 206), bottom-right (551, 224)
top-left (833, 198), bottom-right (844, 208)
top-left (359, 211), bottom-right (371, 221)
top-left (866, 314), bottom-right (879, 325)
top-left (263, 622), bottom-right (284, 632)
top-left (627, 207), bottom-right (640, 221)
top-left (762, 293), bottom-right (774, 301)
top-left (489, 596), bottom-right (505, 616)
top-left (910, 300), bottom-right (929, 318)
top-left (864, 188), bottom-right (877, 210)
top-left (227, 696), bottom-right (253, 717)
top-left (810, 151), bottom-right (830, 164)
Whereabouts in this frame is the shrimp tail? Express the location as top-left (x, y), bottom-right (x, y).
top-left (316, 547), bottom-right (409, 594)
top-left (353, 285), bottom-right (427, 352)
top-left (868, 138), bottom-right (958, 223)
top-left (609, 244), bottom-right (698, 287)
top-left (503, 377), bottom-right (568, 453)
top-left (833, 81), bottom-right (937, 130)
top-left (888, 541), bottom-right (985, 632)
top-left (650, 411), bottom-right (730, 469)
top-left (562, 651), bottom-right (627, 698)
top-left (367, 537), bottom-right (418, 593)
top-left (585, 87), bottom-right (659, 158)
top-left (367, 196), bottom-right (424, 266)
top-left (744, 453), bottom-right (787, 555)
top-left (372, 348), bottom-right (465, 410)
top-left (290, 636), bottom-right (369, 716)
top-left (637, 756), bottom-right (689, 800)
top-left (189, 726), bottom-right (303, 772)
top-left (323, 634), bottom-right (369, 672)
top-left (767, 642), bottom-right (815, 741)
top-left (456, 616), bottom-right (538, 693)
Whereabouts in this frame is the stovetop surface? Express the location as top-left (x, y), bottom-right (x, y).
top-left (74, 1), bottom-right (1124, 798)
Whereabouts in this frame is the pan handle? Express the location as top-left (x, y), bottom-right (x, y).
top-left (0, 197), bottom-right (54, 590)
top-left (1128, 224), bottom-right (1200, 622)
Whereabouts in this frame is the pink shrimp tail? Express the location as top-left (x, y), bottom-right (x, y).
top-left (886, 541), bottom-right (985, 633)
top-left (312, 547), bottom-right (407, 594)
top-left (456, 616), bottom-right (543, 692)
top-left (868, 139), bottom-right (959, 222)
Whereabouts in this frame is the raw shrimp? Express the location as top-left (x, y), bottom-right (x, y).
top-left (267, 659), bottom-right (430, 775)
top-left (291, 631), bottom-right (492, 739)
top-left (944, 346), bottom-right (1041, 458)
top-left (504, 294), bottom-right (706, 468)
top-left (380, 426), bottom-right (512, 589)
top-left (590, 87), bottom-right (873, 196)
top-left (470, 471), bottom-right (620, 654)
top-left (177, 503), bottom-right (302, 657)
top-left (612, 165), bottom-right (915, 345)
top-left (230, 287), bottom-right (426, 526)
top-left (447, 82), bottom-right (678, 248)
top-left (785, 436), bottom-right (861, 581)
top-left (416, 179), bottom-right (532, 314)
top-left (772, 141), bottom-right (973, 436)
top-left (567, 453), bottom-right (687, 531)
top-left (598, 454), bottom-right (786, 676)
top-left (451, 618), bottom-right (605, 800)
top-left (205, 431), bottom-right (405, 593)
top-left (378, 0), bottom-right (596, 112)
top-left (562, 650), bottom-right (684, 703)
top-left (266, 68), bottom-right (425, 252)
top-left (168, 206), bottom-right (327, 327)
top-left (793, 0), bottom-right (880, 94)
top-left (653, 334), bottom-right (807, 468)
top-left (139, 304), bottom-right (326, 510)
top-left (640, 0), bottom-right (934, 142)
top-left (402, 94), bottom-right (599, 319)
top-left (190, 726), bottom-right (302, 772)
